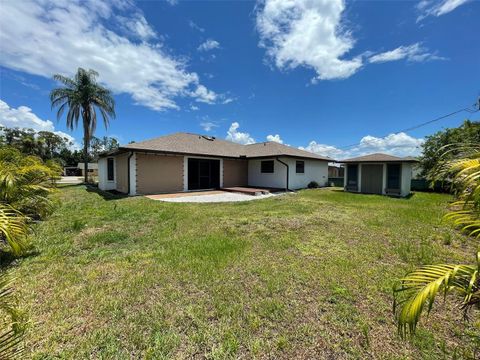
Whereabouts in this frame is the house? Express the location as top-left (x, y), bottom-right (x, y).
top-left (63, 163), bottom-right (98, 176)
top-left (77, 163), bottom-right (98, 177)
top-left (98, 132), bottom-right (331, 195)
top-left (328, 165), bottom-right (344, 178)
top-left (340, 153), bottom-right (418, 197)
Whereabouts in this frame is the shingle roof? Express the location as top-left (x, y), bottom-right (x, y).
top-left (116, 132), bottom-right (331, 161)
top-left (340, 153), bottom-right (418, 163)
top-left (243, 141), bottom-right (331, 160)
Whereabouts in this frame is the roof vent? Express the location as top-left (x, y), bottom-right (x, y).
top-left (202, 135), bottom-right (216, 141)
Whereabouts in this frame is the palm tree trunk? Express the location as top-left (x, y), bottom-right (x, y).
top-left (82, 109), bottom-right (89, 184)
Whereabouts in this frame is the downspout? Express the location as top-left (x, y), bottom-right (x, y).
top-left (127, 151), bottom-right (134, 196)
top-left (276, 157), bottom-right (290, 192)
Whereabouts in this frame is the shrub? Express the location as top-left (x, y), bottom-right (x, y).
top-left (307, 181), bottom-right (319, 189)
top-left (0, 146), bottom-right (61, 255)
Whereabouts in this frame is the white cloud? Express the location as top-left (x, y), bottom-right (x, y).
top-left (191, 85), bottom-right (217, 104)
top-left (198, 39), bottom-right (220, 52)
top-left (166, 0), bottom-right (179, 6)
top-left (369, 43), bottom-right (446, 63)
top-left (189, 20), bottom-right (205, 33)
top-left (0, 0), bottom-right (220, 111)
top-left (226, 122), bottom-right (255, 145)
top-left (256, 0), bottom-right (363, 81)
top-left (300, 132), bottom-right (424, 159)
top-left (0, 99), bottom-right (77, 147)
top-left (116, 13), bottom-right (157, 41)
top-left (417, 0), bottom-right (470, 20)
top-left (200, 121), bottom-right (219, 132)
top-left (190, 105), bottom-right (199, 111)
top-left (266, 134), bottom-right (283, 144)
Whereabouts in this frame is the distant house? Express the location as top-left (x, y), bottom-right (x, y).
top-left (328, 165), bottom-right (344, 178)
top-left (98, 132), bottom-right (332, 195)
top-left (340, 153), bottom-right (418, 197)
top-left (76, 163), bottom-right (98, 176)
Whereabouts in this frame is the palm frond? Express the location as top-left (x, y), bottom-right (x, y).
top-left (0, 204), bottom-right (28, 256)
top-left (0, 271), bottom-right (25, 359)
top-left (394, 258), bottom-right (479, 337)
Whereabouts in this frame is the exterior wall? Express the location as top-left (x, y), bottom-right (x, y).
top-left (344, 162), bottom-right (413, 197)
top-left (129, 153), bottom-right (136, 195)
top-left (223, 159), bottom-right (248, 187)
top-left (247, 157), bottom-right (328, 190)
top-left (115, 152), bottom-right (130, 194)
top-left (248, 158), bottom-right (287, 189)
top-left (284, 158), bottom-right (328, 189)
top-left (98, 157), bottom-right (116, 191)
top-left (401, 162), bottom-right (413, 197)
top-left (136, 153), bottom-right (184, 194)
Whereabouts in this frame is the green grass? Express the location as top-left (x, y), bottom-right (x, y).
top-left (11, 186), bottom-right (480, 358)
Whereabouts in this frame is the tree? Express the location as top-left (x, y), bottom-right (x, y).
top-left (394, 144), bottom-right (480, 339)
top-left (89, 136), bottom-right (119, 161)
top-left (418, 120), bottom-right (480, 178)
top-left (0, 126), bottom-right (73, 162)
top-left (50, 68), bottom-right (115, 183)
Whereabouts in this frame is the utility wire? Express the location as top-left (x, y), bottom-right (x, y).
top-left (337, 99), bottom-right (480, 150)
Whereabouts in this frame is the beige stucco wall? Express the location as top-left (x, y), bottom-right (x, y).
top-left (223, 159), bottom-right (248, 187)
top-left (115, 153), bottom-right (129, 194)
top-left (136, 153), bottom-right (184, 194)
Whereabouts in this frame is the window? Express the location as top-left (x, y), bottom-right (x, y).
top-left (387, 164), bottom-right (401, 189)
top-left (261, 160), bottom-right (274, 173)
top-left (296, 161), bottom-right (305, 174)
top-left (107, 158), bottom-right (114, 181)
top-left (347, 164), bottom-right (358, 187)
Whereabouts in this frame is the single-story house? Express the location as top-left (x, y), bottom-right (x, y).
top-left (340, 153), bottom-right (418, 197)
top-left (98, 132), bottom-right (332, 195)
top-left (63, 163), bottom-right (98, 176)
top-left (77, 162), bottom-right (98, 176)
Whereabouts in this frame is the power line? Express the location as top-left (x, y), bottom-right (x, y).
top-left (337, 99), bottom-right (480, 150)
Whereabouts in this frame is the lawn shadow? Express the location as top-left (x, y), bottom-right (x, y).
top-left (85, 185), bottom-right (129, 201)
top-left (0, 249), bottom-right (40, 269)
top-left (330, 188), bottom-right (415, 199)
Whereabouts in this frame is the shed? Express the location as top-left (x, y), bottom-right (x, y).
top-left (340, 153), bottom-right (418, 197)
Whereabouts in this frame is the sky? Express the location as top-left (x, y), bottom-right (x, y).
top-left (0, 0), bottom-right (478, 159)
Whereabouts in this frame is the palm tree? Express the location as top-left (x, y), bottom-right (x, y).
top-left (50, 68), bottom-right (115, 183)
top-left (394, 144), bottom-right (480, 337)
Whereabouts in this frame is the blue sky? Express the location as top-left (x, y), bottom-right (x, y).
top-left (0, 0), bottom-right (478, 159)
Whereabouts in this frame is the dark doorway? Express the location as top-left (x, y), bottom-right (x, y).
top-left (188, 158), bottom-right (220, 190)
top-left (361, 164), bottom-right (383, 194)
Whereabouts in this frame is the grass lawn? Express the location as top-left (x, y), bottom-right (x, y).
top-left (11, 186), bottom-right (479, 359)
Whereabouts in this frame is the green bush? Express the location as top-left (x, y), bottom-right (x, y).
top-left (307, 181), bottom-right (319, 189)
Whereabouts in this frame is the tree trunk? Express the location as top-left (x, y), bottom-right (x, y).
top-left (82, 109), bottom-right (90, 184)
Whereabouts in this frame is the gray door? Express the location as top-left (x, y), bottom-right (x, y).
top-left (361, 164), bottom-right (383, 194)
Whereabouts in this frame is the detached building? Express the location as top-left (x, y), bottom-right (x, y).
top-left (98, 132), bottom-right (332, 195)
top-left (340, 153), bottom-right (418, 197)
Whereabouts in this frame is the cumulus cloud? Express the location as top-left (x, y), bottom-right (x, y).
top-left (255, 0), bottom-right (446, 81)
top-left (369, 43), bottom-right (446, 63)
top-left (256, 0), bottom-right (363, 81)
top-left (226, 122), bottom-right (255, 145)
top-left (417, 0), bottom-right (470, 21)
top-left (266, 134), bottom-right (283, 144)
top-left (0, 0), bottom-right (219, 111)
top-left (191, 85), bottom-right (218, 104)
top-left (0, 99), bottom-right (77, 146)
top-left (300, 132), bottom-right (424, 159)
top-left (198, 39), bottom-right (220, 52)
